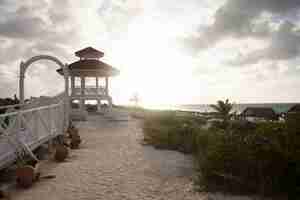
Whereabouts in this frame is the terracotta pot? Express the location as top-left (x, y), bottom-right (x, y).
top-left (54, 145), bottom-right (69, 162)
top-left (16, 165), bottom-right (35, 188)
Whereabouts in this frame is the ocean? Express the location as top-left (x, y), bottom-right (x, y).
top-left (165, 103), bottom-right (299, 114)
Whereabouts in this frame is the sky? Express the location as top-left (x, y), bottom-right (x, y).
top-left (0, 0), bottom-right (300, 106)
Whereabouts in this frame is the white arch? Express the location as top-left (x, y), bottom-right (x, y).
top-left (19, 55), bottom-right (70, 129)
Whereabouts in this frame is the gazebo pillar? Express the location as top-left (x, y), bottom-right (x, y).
top-left (105, 77), bottom-right (109, 96)
top-left (71, 76), bottom-right (75, 96)
top-left (96, 77), bottom-right (99, 94)
top-left (80, 76), bottom-right (85, 113)
top-left (96, 77), bottom-right (101, 111)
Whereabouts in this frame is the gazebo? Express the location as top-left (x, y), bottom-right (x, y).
top-left (57, 47), bottom-right (119, 118)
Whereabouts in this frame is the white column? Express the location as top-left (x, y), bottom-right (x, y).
top-left (81, 76), bottom-right (85, 95)
top-left (71, 76), bottom-right (75, 96)
top-left (80, 76), bottom-right (85, 113)
top-left (105, 77), bottom-right (109, 96)
top-left (97, 99), bottom-right (101, 111)
top-left (96, 77), bottom-right (99, 95)
top-left (64, 64), bottom-right (70, 130)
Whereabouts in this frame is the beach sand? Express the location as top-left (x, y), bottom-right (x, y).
top-left (9, 112), bottom-right (255, 200)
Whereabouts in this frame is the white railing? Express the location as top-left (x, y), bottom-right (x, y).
top-left (0, 101), bottom-right (65, 169)
top-left (73, 86), bottom-right (106, 96)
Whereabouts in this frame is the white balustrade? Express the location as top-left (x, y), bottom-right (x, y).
top-left (73, 86), bottom-right (106, 96)
top-left (0, 100), bottom-right (65, 169)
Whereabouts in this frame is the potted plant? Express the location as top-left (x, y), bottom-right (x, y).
top-left (54, 144), bottom-right (69, 162)
top-left (15, 151), bottom-right (40, 188)
top-left (68, 124), bottom-right (81, 149)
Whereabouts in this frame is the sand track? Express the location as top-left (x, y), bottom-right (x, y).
top-left (11, 114), bottom-right (256, 200)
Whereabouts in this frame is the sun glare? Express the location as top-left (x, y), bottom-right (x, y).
top-left (111, 18), bottom-right (195, 107)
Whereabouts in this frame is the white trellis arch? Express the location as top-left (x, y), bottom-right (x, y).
top-left (19, 55), bottom-right (70, 129)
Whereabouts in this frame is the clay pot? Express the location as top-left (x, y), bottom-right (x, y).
top-left (54, 145), bottom-right (69, 162)
top-left (16, 165), bottom-right (35, 188)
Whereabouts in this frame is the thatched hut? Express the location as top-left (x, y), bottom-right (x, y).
top-left (240, 107), bottom-right (278, 121)
top-left (287, 104), bottom-right (300, 114)
top-left (286, 104), bottom-right (300, 130)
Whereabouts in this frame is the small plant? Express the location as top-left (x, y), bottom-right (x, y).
top-left (67, 124), bottom-right (81, 149)
top-left (14, 149), bottom-right (39, 188)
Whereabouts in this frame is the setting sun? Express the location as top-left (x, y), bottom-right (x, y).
top-left (108, 17), bottom-right (197, 106)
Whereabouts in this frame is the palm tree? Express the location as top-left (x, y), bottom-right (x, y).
top-left (210, 99), bottom-right (234, 126)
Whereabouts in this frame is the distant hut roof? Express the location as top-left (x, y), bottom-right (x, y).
top-left (57, 59), bottom-right (120, 77)
top-left (241, 107), bottom-right (277, 120)
top-left (287, 104), bottom-right (300, 113)
top-left (75, 47), bottom-right (104, 59)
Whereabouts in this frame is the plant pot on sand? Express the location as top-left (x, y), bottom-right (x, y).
top-left (54, 145), bottom-right (69, 162)
top-left (16, 164), bottom-right (40, 188)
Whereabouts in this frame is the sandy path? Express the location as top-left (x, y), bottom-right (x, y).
top-left (10, 114), bottom-right (202, 200)
top-left (11, 113), bottom-right (255, 200)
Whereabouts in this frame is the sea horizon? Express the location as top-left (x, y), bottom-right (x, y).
top-left (140, 102), bottom-right (300, 114)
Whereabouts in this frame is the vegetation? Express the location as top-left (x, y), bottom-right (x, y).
top-left (0, 95), bottom-right (19, 114)
top-left (143, 111), bottom-right (205, 153)
top-left (142, 100), bottom-right (300, 198)
top-left (210, 99), bottom-right (235, 129)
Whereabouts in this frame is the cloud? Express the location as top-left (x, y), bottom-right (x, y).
top-left (0, 0), bottom-right (80, 98)
top-left (98, 0), bottom-right (144, 38)
top-left (229, 21), bottom-right (300, 65)
top-left (183, 0), bottom-right (300, 62)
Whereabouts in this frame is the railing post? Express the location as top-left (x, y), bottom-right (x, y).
top-left (33, 111), bottom-right (39, 140)
top-left (64, 63), bottom-right (70, 132)
top-left (19, 61), bottom-right (25, 104)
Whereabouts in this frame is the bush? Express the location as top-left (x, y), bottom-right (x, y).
top-left (142, 112), bottom-right (300, 197)
top-left (142, 112), bottom-right (205, 154)
top-left (197, 121), bottom-right (300, 197)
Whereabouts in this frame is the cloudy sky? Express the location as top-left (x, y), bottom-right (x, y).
top-left (0, 0), bottom-right (300, 106)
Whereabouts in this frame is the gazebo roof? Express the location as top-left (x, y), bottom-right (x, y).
top-left (57, 59), bottom-right (120, 77)
top-left (75, 47), bottom-right (104, 59)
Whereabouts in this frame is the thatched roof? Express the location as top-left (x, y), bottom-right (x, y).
top-left (57, 59), bottom-right (120, 77)
top-left (287, 104), bottom-right (300, 113)
top-left (241, 107), bottom-right (277, 120)
top-left (75, 47), bottom-right (104, 59)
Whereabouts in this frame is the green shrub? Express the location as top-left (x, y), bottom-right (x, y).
top-left (142, 111), bottom-right (300, 197)
top-left (142, 112), bottom-right (205, 153)
top-left (196, 121), bottom-right (300, 197)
